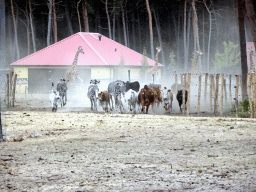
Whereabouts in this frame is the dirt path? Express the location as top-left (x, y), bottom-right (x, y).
top-left (1, 110), bottom-right (256, 191)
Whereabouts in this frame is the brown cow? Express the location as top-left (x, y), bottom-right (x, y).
top-left (152, 86), bottom-right (162, 107)
top-left (98, 91), bottom-right (111, 112)
top-left (138, 85), bottom-right (155, 114)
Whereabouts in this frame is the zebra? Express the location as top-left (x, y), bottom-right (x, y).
top-left (57, 79), bottom-right (67, 107)
top-left (49, 82), bottom-right (61, 112)
top-left (108, 80), bottom-right (126, 113)
top-left (87, 79), bottom-right (100, 111)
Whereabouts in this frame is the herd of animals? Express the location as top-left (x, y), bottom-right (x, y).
top-left (49, 79), bottom-right (188, 114)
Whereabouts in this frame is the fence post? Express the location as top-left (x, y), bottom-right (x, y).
top-left (10, 72), bottom-right (14, 107)
top-left (224, 78), bottom-right (227, 102)
top-left (182, 73), bottom-right (186, 115)
top-left (12, 74), bottom-right (17, 107)
top-left (220, 73), bottom-right (224, 116)
top-left (235, 75), bottom-right (239, 118)
top-left (197, 74), bottom-right (202, 117)
top-left (209, 74), bottom-right (213, 112)
top-left (247, 73), bottom-right (253, 118)
top-left (229, 74), bottom-right (232, 102)
top-left (204, 73), bottom-right (208, 101)
top-left (175, 74), bottom-right (178, 93)
top-left (187, 73), bottom-right (191, 116)
top-left (6, 74), bottom-right (9, 108)
top-left (214, 74), bottom-right (220, 116)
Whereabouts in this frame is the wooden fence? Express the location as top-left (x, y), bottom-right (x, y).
top-left (173, 73), bottom-right (256, 118)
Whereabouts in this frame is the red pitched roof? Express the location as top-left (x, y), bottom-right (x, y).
top-left (11, 32), bottom-right (161, 67)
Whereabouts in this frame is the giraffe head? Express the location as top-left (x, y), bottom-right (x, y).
top-left (78, 46), bottom-right (84, 54)
top-left (156, 46), bottom-right (161, 53)
top-left (196, 50), bottom-right (203, 56)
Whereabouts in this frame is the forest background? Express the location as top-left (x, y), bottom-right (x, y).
top-left (3, 0), bottom-right (256, 75)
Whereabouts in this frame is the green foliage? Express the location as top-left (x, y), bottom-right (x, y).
top-left (214, 41), bottom-right (240, 68)
top-left (241, 100), bottom-right (250, 112)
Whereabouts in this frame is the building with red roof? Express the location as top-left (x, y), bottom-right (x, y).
top-left (11, 32), bottom-right (162, 93)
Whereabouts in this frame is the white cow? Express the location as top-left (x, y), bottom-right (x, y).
top-left (162, 87), bottom-right (173, 113)
top-left (49, 82), bottom-right (61, 112)
top-left (125, 89), bottom-right (140, 114)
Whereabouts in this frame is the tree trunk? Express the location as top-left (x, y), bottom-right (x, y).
top-left (122, 6), bottom-right (127, 46)
top-left (204, 0), bottom-right (212, 71)
top-left (65, 0), bottom-right (73, 35)
top-left (145, 0), bottom-right (154, 59)
top-left (153, 8), bottom-right (165, 66)
top-left (113, 12), bottom-right (116, 41)
top-left (186, 8), bottom-right (192, 71)
top-left (104, 0), bottom-right (112, 39)
top-left (125, 6), bottom-right (130, 47)
top-left (238, 0), bottom-right (248, 101)
top-left (77, 0), bottom-right (82, 32)
top-left (29, 0), bottom-right (36, 52)
top-left (10, 0), bottom-right (20, 59)
top-left (191, 0), bottom-right (198, 52)
top-left (245, 0), bottom-right (256, 49)
top-left (137, 9), bottom-right (142, 53)
top-left (47, 0), bottom-right (52, 46)
top-left (52, 0), bottom-right (57, 42)
top-left (25, 2), bottom-right (30, 54)
top-left (184, 0), bottom-right (187, 71)
top-left (82, 2), bottom-right (89, 32)
top-left (132, 12), bottom-right (136, 51)
top-left (177, 7), bottom-right (181, 67)
top-left (172, 9), bottom-right (181, 67)
top-left (117, 15), bottom-right (121, 43)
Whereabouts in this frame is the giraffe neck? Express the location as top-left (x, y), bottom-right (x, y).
top-left (72, 51), bottom-right (81, 68)
top-left (155, 52), bottom-right (159, 67)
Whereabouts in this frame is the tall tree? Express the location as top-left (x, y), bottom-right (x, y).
top-left (245, 0), bottom-right (256, 49)
top-left (145, 0), bottom-right (154, 59)
top-left (238, 0), bottom-right (248, 101)
top-left (153, 8), bottom-right (165, 66)
top-left (204, 0), bottom-right (213, 71)
top-left (10, 0), bottom-right (20, 59)
top-left (65, 0), bottom-right (74, 35)
top-left (183, 0), bottom-right (188, 71)
top-left (102, 0), bottom-right (112, 39)
top-left (77, 0), bottom-right (82, 32)
top-left (29, 0), bottom-right (36, 52)
top-left (47, 0), bottom-right (53, 46)
top-left (122, 1), bottom-right (127, 46)
top-left (82, 1), bottom-right (89, 32)
top-left (52, 0), bottom-right (57, 42)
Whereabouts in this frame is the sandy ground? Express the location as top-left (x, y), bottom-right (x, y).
top-left (1, 96), bottom-right (256, 191)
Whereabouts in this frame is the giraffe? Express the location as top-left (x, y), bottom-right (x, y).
top-left (148, 46), bottom-right (161, 77)
top-left (189, 50), bottom-right (203, 74)
top-left (65, 46), bottom-right (84, 83)
top-left (248, 49), bottom-right (255, 73)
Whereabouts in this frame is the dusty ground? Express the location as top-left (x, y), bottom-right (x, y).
top-left (1, 96), bottom-right (256, 191)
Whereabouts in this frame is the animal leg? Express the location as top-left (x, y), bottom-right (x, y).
top-left (110, 96), bottom-right (114, 111)
top-left (91, 99), bottom-right (93, 111)
top-left (146, 105), bottom-right (149, 114)
top-left (94, 99), bottom-right (97, 111)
